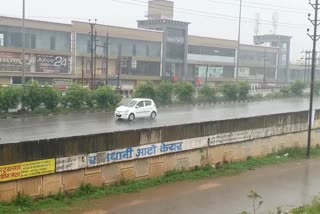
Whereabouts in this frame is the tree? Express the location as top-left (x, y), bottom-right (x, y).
top-left (156, 81), bottom-right (174, 105)
top-left (220, 82), bottom-right (239, 100)
top-left (41, 85), bottom-right (60, 111)
top-left (94, 86), bottom-right (121, 108)
top-left (238, 82), bottom-right (250, 100)
top-left (174, 82), bottom-right (195, 103)
top-left (198, 85), bottom-right (216, 102)
top-left (62, 84), bottom-right (90, 109)
top-left (22, 81), bottom-right (42, 111)
top-left (134, 81), bottom-right (157, 101)
top-left (314, 82), bottom-right (320, 96)
top-left (290, 80), bottom-right (306, 96)
top-left (0, 86), bottom-right (22, 113)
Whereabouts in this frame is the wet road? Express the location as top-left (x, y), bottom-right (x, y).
top-left (70, 159), bottom-right (320, 214)
top-left (1, 97), bottom-right (320, 144)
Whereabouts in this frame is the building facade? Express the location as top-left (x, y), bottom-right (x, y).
top-left (0, 0), bottom-right (299, 89)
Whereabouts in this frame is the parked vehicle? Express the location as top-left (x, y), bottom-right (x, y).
top-left (115, 98), bottom-right (157, 121)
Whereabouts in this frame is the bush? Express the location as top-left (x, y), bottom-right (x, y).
top-left (280, 86), bottom-right (291, 97)
top-left (238, 82), bottom-right (250, 100)
top-left (94, 86), bottom-right (121, 108)
top-left (156, 81), bottom-right (174, 105)
top-left (290, 80), bottom-right (306, 96)
top-left (174, 82), bottom-right (195, 103)
top-left (198, 86), bottom-right (216, 102)
top-left (314, 82), bottom-right (320, 96)
top-left (220, 82), bottom-right (238, 100)
top-left (134, 81), bottom-right (157, 101)
top-left (22, 81), bottom-right (42, 111)
top-left (0, 86), bottom-right (22, 112)
top-left (86, 90), bottom-right (95, 108)
top-left (62, 84), bottom-right (91, 109)
top-left (41, 85), bottom-right (60, 111)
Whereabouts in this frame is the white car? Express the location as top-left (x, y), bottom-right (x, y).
top-left (115, 98), bottom-right (157, 121)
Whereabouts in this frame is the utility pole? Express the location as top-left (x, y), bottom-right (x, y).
top-left (81, 56), bottom-right (84, 87)
top-left (89, 19), bottom-right (96, 90)
top-left (306, 0), bottom-right (320, 158)
top-left (263, 46), bottom-right (266, 86)
top-left (117, 57), bottom-right (122, 91)
top-left (105, 33), bottom-right (109, 86)
top-left (301, 50), bottom-right (312, 83)
top-left (93, 30), bottom-right (97, 89)
top-left (205, 64), bottom-right (209, 86)
top-left (21, 0), bottom-right (26, 110)
top-left (235, 0), bottom-right (243, 81)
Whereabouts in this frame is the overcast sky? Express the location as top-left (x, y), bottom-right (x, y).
top-left (3, 0), bottom-right (314, 63)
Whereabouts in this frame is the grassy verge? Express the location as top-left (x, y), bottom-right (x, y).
top-left (0, 148), bottom-right (319, 214)
top-left (292, 197), bottom-right (320, 214)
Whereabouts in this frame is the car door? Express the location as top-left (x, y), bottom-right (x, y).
top-left (135, 101), bottom-right (145, 118)
top-left (144, 100), bottom-right (153, 117)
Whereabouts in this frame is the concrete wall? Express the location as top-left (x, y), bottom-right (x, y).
top-left (0, 110), bottom-right (319, 201)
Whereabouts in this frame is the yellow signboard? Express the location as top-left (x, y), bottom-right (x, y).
top-left (0, 159), bottom-right (55, 182)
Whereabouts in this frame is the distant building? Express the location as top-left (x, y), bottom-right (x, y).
top-left (0, 0), bottom-right (299, 89)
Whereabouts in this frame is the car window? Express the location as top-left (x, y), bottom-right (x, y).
top-left (124, 100), bottom-right (137, 107)
top-left (136, 101), bottom-right (144, 108)
top-left (145, 101), bottom-right (152, 106)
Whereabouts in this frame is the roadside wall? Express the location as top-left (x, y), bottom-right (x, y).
top-left (0, 110), bottom-right (319, 201)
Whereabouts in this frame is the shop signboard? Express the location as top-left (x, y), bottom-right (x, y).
top-left (36, 55), bottom-right (70, 73)
top-left (0, 52), bottom-right (34, 72)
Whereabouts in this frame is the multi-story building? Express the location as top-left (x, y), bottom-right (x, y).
top-left (0, 16), bottom-right (72, 87)
top-left (0, 0), bottom-right (300, 90)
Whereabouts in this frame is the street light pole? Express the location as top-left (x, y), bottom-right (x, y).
top-left (22, 0), bottom-right (26, 87)
top-left (235, 0), bottom-right (243, 81)
top-left (306, 0), bottom-right (320, 158)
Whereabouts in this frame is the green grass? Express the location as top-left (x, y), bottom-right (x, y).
top-left (0, 147), bottom-right (319, 214)
top-left (292, 197), bottom-right (320, 214)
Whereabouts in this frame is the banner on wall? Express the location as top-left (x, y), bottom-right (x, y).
top-left (0, 52), bottom-right (34, 72)
top-left (0, 159), bottom-right (55, 182)
top-left (36, 55), bottom-right (70, 73)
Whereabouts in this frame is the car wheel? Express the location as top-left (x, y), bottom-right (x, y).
top-left (128, 113), bottom-right (135, 121)
top-left (150, 111), bottom-right (157, 119)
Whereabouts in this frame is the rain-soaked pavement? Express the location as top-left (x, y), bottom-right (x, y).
top-left (68, 159), bottom-right (320, 214)
top-left (1, 97), bottom-right (320, 144)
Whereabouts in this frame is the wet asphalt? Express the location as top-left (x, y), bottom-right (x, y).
top-left (1, 97), bottom-right (320, 144)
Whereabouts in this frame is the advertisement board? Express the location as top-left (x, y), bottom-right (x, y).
top-left (0, 52), bottom-right (34, 72)
top-left (0, 159), bottom-right (55, 182)
top-left (36, 55), bottom-right (70, 73)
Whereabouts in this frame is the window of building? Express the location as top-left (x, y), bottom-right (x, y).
top-left (188, 45), bottom-right (235, 57)
top-left (166, 43), bottom-right (184, 59)
top-left (167, 28), bottom-right (184, 37)
top-left (0, 33), bottom-right (4, 46)
top-left (31, 34), bottom-right (36, 49)
top-left (133, 44), bottom-right (136, 56)
top-left (118, 44), bottom-right (122, 57)
top-left (282, 43), bottom-right (288, 50)
top-left (10, 32), bottom-right (22, 48)
top-left (281, 53), bottom-right (287, 65)
top-left (50, 36), bottom-right (56, 50)
top-left (146, 45), bottom-right (150, 56)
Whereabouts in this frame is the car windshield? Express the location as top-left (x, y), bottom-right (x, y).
top-left (123, 100), bottom-right (138, 107)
